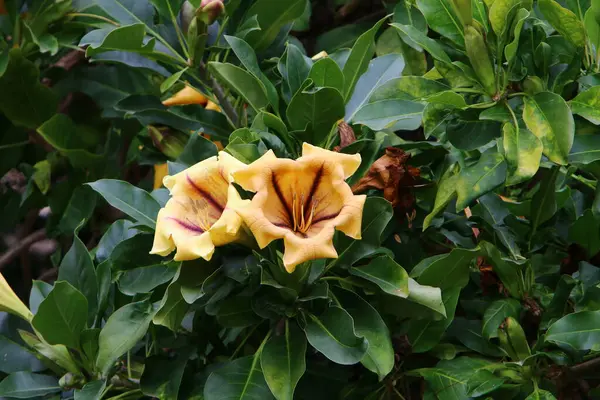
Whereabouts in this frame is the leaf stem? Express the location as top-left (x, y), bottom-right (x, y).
top-left (0, 140), bottom-right (29, 151)
top-left (230, 323), bottom-right (261, 360)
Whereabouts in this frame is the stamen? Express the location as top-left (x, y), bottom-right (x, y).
top-left (300, 194), bottom-right (306, 232)
top-left (292, 193), bottom-right (298, 232)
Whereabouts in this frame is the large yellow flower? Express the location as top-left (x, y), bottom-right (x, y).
top-left (233, 143), bottom-right (366, 272)
top-left (0, 273), bottom-right (33, 322)
top-left (150, 152), bottom-right (247, 261)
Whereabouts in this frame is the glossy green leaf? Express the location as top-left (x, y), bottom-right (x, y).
top-left (204, 356), bottom-right (274, 400)
top-left (455, 150), bottom-right (507, 210)
top-left (0, 372), bottom-right (60, 399)
top-left (58, 235), bottom-right (98, 324)
top-left (350, 255), bottom-right (409, 298)
top-left (503, 119), bottom-right (543, 186)
top-left (414, 247), bottom-right (480, 289)
top-left (569, 210), bottom-right (600, 256)
top-left (260, 322), bottom-right (306, 400)
top-left (416, 0), bottom-right (464, 46)
top-left (216, 295), bottom-right (260, 328)
top-left (571, 86), bottom-right (600, 125)
top-left (489, 0), bottom-right (521, 36)
top-left (82, 24), bottom-right (156, 58)
top-left (505, 8), bottom-right (530, 64)
top-left (569, 135), bottom-right (600, 164)
top-left (0, 49), bottom-right (57, 128)
top-left (466, 370), bottom-right (505, 397)
top-left (308, 57), bottom-right (345, 93)
top-left (482, 299), bottom-right (522, 339)
top-left (448, 318), bottom-right (504, 356)
top-left (284, 43), bottom-right (312, 99)
top-left (140, 353), bottom-right (188, 400)
top-left (530, 167), bottom-right (560, 233)
top-left (87, 179), bottom-right (161, 229)
top-left (525, 389), bottom-right (558, 400)
top-left (391, 23), bottom-right (451, 63)
top-left (0, 335), bottom-right (45, 373)
top-left (405, 278), bottom-right (446, 317)
top-left (32, 282), bottom-right (88, 350)
top-left (546, 311), bottom-right (600, 350)
top-left (245, 0), bottom-right (307, 51)
top-left (539, 0), bottom-right (587, 47)
top-left (345, 53), bottom-right (405, 122)
top-left (74, 380), bottom-right (106, 400)
top-left (406, 287), bottom-right (461, 352)
top-left (208, 62), bottom-right (270, 112)
top-left (118, 264), bottom-right (177, 295)
top-left (303, 306), bottom-right (368, 365)
top-left (352, 99), bottom-right (424, 131)
top-left (423, 166), bottom-right (458, 229)
top-left (447, 118), bottom-right (502, 151)
top-left (342, 17), bottom-right (386, 100)
top-left (335, 289), bottom-right (394, 380)
top-left (96, 299), bottom-right (155, 376)
top-left (286, 86), bottom-right (345, 144)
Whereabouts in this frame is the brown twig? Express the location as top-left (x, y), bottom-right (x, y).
top-left (0, 229), bottom-right (47, 270)
top-left (570, 356), bottom-right (600, 375)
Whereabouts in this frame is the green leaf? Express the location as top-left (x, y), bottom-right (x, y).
top-left (413, 248), bottom-right (480, 289)
top-left (37, 114), bottom-right (103, 168)
top-left (0, 49), bottom-right (58, 128)
top-left (546, 311), bottom-right (600, 350)
top-left (245, 0), bottom-right (307, 51)
top-left (447, 318), bottom-right (504, 356)
top-left (482, 299), bottom-right (522, 339)
top-left (118, 264), bottom-right (177, 295)
top-left (140, 353), bottom-right (188, 400)
top-left (423, 166), bottom-right (458, 229)
top-left (447, 118), bottom-right (502, 151)
top-left (405, 278), bottom-right (446, 317)
top-left (303, 306), bottom-right (368, 365)
top-left (530, 167), bottom-right (560, 234)
top-left (539, 0), bottom-right (587, 47)
top-left (523, 92), bottom-right (575, 165)
top-left (350, 255), bottom-right (409, 298)
top-left (0, 372), bottom-right (60, 399)
top-left (466, 370), bottom-right (505, 397)
top-left (216, 295), bottom-right (261, 328)
top-left (32, 282), bottom-right (88, 350)
top-left (569, 210), bottom-right (600, 256)
top-left (87, 179), bottom-right (161, 229)
top-left (502, 121), bottom-right (543, 186)
top-left (571, 86), bottom-right (600, 125)
top-left (505, 8), bottom-right (530, 64)
top-left (286, 86), bottom-right (345, 144)
top-left (284, 43), bottom-right (312, 99)
top-left (96, 300), bottom-right (155, 376)
top-left (309, 57), bottom-right (345, 94)
top-left (406, 287), bottom-right (461, 352)
top-left (416, 0), bottom-right (465, 46)
top-left (153, 281), bottom-right (189, 331)
top-left (455, 150), bottom-right (507, 210)
top-left (160, 68), bottom-right (188, 93)
top-left (0, 335), bottom-right (44, 373)
top-left (352, 99), bottom-right (425, 131)
top-left (334, 289), bottom-right (394, 380)
top-left (204, 356), bottom-right (274, 400)
top-left (260, 322), bottom-right (306, 400)
top-left (82, 0), bottom-right (154, 26)
top-left (525, 389), bottom-right (557, 400)
top-left (331, 197), bottom-right (393, 269)
top-left (489, 0), bottom-right (521, 37)
top-left (342, 17), bottom-right (387, 100)
top-left (585, 8), bottom-right (600, 52)
top-left (208, 62), bottom-right (270, 112)
top-left (82, 24), bottom-right (156, 58)
top-left (58, 235), bottom-right (98, 324)
top-left (58, 185), bottom-right (98, 234)
top-left (390, 23), bottom-right (451, 63)
top-left (74, 380), bottom-right (106, 400)
top-left (225, 35), bottom-right (279, 112)
top-left (569, 135), bottom-right (600, 164)
top-left (344, 54), bottom-right (406, 122)
top-left (96, 220), bottom-right (137, 263)
top-left (481, 241), bottom-right (527, 298)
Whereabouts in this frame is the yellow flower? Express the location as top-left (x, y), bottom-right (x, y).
top-left (150, 152), bottom-right (247, 261)
top-left (162, 85), bottom-right (209, 107)
top-left (233, 143), bottom-right (366, 272)
top-left (0, 273), bottom-right (33, 322)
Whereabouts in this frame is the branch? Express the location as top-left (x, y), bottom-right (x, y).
top-left (199, 62), bottom-right (239, 127)
top-left (570, 356), bottom-right (600, 375)
top-left (0, 229), bottom-right (47, 270)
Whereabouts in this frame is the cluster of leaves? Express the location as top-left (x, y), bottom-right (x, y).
top-left (1, 0), bottom-right (600, 399)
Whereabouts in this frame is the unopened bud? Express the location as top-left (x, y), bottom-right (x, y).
top-left (199, 0), bottom-right (224, 25)
top-left (148, 126), bottom-right (188, 159)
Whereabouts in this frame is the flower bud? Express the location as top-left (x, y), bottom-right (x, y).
top-left (0, 273), bottom-right (33, 322)
top-left (198, 0), bottom-right (224, 25)
top-left (148, 126), bottom-right (188, 159)
top-left (180, 1), bottom-right (196, 35)
top-left (162, 85), bottom-right (208, 106)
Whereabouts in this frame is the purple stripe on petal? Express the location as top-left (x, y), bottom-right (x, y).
top-left (167, 217), bottom-right (205, 234)
top-left (186, 174), bottom-right (225, 212)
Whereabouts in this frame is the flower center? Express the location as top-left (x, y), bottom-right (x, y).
top-left (179, 197), bottom-right (220, 232)
top-left (291, 193), bottom-right (318, 234)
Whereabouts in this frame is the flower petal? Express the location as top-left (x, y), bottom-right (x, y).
top-left (301, 142), bottom-right (362, 179)
top-left (232, 150), bottom-right (279, 192)
top-left (282, 227), bottom-right (338, 272)
top-left (173, 232), bottom-right (215, 261)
